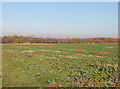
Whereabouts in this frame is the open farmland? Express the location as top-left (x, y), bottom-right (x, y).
top-left (2, 44), bottom-right (119, 87)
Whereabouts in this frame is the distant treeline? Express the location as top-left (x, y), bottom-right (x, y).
top-left (1, 35), bottom-right (118, 44)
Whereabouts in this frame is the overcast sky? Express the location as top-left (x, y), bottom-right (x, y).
top-left (2, 2), bottom-right (118, 38)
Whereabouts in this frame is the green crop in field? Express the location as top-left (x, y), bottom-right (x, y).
top-left (2, 44), bottom-right (119, 87)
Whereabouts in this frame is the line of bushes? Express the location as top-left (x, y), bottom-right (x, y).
top-left (1, 35), bottom-right (118, 44)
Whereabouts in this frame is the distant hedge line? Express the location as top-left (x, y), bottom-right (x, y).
top-left (1, 36), bottom-right (118, 44)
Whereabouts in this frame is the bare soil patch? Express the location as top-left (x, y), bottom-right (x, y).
top-left (80, 49), bottom-right (88, 52)
top-left (0, 51), bottom-right (4, 54)
top-left (95, 55), bottom-right (102, 57)
top-left (76, 54), bottom-right (87, 56)
top-left (106, 47), bottom-right (114, 48)
top-left (22, 50), bottom-right (34, 53)
top-left (66, 55), bottom-right (78, 59)
top-left (7, 50), bottom-right (13, 53)
top-left (37, 49), bottom-right (49, 52)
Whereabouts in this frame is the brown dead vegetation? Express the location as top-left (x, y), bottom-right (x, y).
top-left (2, 35), bottom-right (118, 44)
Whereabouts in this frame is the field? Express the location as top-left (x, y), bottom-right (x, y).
top-left (2, 44), bottom-right (119, 87)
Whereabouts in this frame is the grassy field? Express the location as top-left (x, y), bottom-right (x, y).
top-left (2, 44), bottom-right (119, 87)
